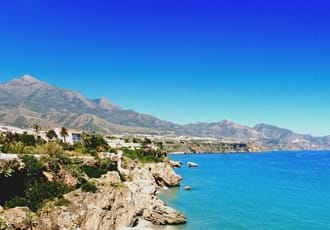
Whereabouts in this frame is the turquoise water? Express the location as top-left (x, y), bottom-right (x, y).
top-left (159, 151), bottom-right (330, 230)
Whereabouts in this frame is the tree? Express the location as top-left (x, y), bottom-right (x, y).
top-left (82, 132), bottom-right (108, 151)
top-left (60, 127), bottom-right (69, 143)
top-left (20, 133), bottom-right (36, 146)
top-left (32, 124), bottom-right (41, 136)
top-left (46, 129), bottom-right (58, 140)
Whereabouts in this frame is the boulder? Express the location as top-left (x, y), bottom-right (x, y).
top-left (187, 162), bottom-right (198, 168)
top-left (143, 196), bottom-right (186, 225)
top-left (184, 186), bottom-right (191, 191)
top-left (169, 160), bottom-right (182, 168)
top-left (149, 163), bottom-right (182, 187)
top-left (98, 171), bottom-right (122, 186)
top-left (2, 207), bottom-right (36, 229)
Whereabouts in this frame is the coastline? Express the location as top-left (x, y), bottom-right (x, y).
top-left (0, 156), bottom-right (187, 230)
top-left (168, 149), bottom-right (330, 155)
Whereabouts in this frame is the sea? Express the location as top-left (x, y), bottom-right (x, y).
top-left (159, 151), bottom-right (330, 230)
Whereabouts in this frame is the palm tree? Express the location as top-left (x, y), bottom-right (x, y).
top-left (60, 127), bottom-right (69, 143)
top-left (32, 124), bottom-right (41, 137)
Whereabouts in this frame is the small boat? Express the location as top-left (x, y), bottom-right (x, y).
top-left (187, 162), bottom-right (198, 167)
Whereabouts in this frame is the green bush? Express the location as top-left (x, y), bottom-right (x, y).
top-left (4, 155), bottom-right (72, 212)
top-left (81, 181), bottom-right (98, 193)
top-left (0, 160), bottom-right (21, 177)
top-left (82, 166), bottom-right (107, 178)
top-left (1, 142), bottom-right (26, 154)
top-left (5, 180), bottom-right (72, 212)
top-left (20, 134), bottom-right (37, 146)
top-left (0, 132), bottom-right (37, 147)
top-left (122, 148), bottom-right (165, 163)
top-left (54, 197), bottom-right (71, 207)
top-left (21, 155), bottom-right (43, 178)
top-left (31, 142), bottom-right (63, 156)
top-left (82, 132), bottom-right (109, 152)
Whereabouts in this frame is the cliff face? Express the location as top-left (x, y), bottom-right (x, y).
top-left (0, 162), bottom-right (186, 230)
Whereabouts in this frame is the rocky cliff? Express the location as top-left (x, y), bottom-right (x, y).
top-left (0, 160), bottom-right (186, 230)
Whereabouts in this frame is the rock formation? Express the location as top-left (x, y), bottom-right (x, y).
top-left (0, 163), bottom-right (186, 230)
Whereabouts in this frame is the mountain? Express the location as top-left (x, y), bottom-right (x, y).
top-left (254, 123), bottom-right (330, 149)
top-left (0, 75), bottom-right (177, 134)
top-left (0, 75), bottom-right (329, 150)
top-left (182, 120), bottom-right (267, 140)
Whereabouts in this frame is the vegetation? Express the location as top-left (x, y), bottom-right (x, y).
top-left (46, 129), bottom-right (58, 140)
top-left (0, 128), bottom-right (169, 213)
top-left (53, 197), bottom-right (71, 207)
top-left (122, 148), bottom-right (165, 163)
top-left (82, 158), bottom-right (116, 178)
top-left (60, 127), bottom-right (68, 143)
top-left (4, 155), bottom-right (72, 212)
top-left (81, 181), bottom-right (98, 193)
top-left (0, 132), bottom-right (37, 147)
top-left (31, 142), bottom-right (63, 156)
top-left (0, 160), bottom-right (21, 177)
top-left (1, 142), bottom-right (26, 154)
top-left (82, 132), bottom-right (109, 152)
top-left (32, 124), bottom-right (41, 136)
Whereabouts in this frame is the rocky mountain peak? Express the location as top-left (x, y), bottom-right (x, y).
top-left (94, 96), bottom-right (120, 111)
top-left (4, 75), bottom-right (47, 88)
top-left (21, 75), bottom-right (40, 83)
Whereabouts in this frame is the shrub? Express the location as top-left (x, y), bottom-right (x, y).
top-left (62, 143), bottom-right (74, 151)
top-left (21, 155), bottom-right (43, 178)
top-left (5, 180), bottom-right (72, 212)
top-left (20, 134), bottom-right (37, 146)
top-left (54, 197), bottom-right (71, 207)
top-left (82, 132), bottom-right (109, 152)
top-left (122, 148), bottom-right (165, 163)
top-left (31, 142), bottom-right (63, 156)
top-left (82, 166), bottom-right (107, 178)
top-left (81, 181), bottom-right (98, 193)
top-left (2, 142), bottom-right (26, 154)
top-left (72, 143), bottom-right (88, 155)
top-left (0, 160), bottom-right (21, 177)
top-left (4, 155), bottom-right (73, 212)
top-left (46, 129), bottom-right (58, 140)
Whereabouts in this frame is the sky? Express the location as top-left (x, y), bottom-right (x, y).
top-left (0, 0), bottom-right (330, 136)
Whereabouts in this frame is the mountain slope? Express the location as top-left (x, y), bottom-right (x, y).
top-left (0, 75), bottom-right (329, 150)
top-left (254, 123), bottom-right (330, 149)
top-left (0, 75), bottom-right (178, 134)
top-left (182, 120), bottom-right (267, 140)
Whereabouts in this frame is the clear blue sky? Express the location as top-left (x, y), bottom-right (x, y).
top-left (0, 0), bottom-right (330, 136)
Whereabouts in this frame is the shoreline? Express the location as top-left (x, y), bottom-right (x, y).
top-left (168, 149), bottom-right (330, 155)
top-left (0, 157), bottom-right (187, 229)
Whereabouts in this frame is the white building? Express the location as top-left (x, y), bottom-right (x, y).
top-left (105, 138), bottom-right (141, 149)
top-left (53, 128), bottom-right (83, 145)
top-left (0, 125), bottom-right (29, 135)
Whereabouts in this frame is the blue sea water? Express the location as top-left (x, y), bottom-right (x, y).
top-left (159, 151), bottom-right (330, 230)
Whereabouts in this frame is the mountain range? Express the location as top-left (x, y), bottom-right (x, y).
top-left (1, 75), bottom-right (329, 150)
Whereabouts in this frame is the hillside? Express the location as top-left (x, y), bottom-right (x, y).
top-left (1, 75), bottom-right (330, 150)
